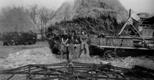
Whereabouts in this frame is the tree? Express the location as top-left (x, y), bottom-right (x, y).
top-left (38, 7), bottom-right (51, 39)
top-left (0, 7), bottom-right (36, 33)
top-left (28, 5), bottom-right (54, 40)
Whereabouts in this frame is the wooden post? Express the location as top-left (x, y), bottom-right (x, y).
top-left (66, 45), bottom-right (70, 63)
top-left (26, 66), bottom-right (32, 80)
top-left (7, 74), bottom-right (15, 80)
top-left (118, 9), bottom-right (132, 36)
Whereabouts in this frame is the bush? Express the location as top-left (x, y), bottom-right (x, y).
top-left (2, 32), bottom-right (37, 46)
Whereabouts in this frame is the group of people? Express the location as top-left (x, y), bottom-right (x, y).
top-left (47, 29), bottom-right (90, 60)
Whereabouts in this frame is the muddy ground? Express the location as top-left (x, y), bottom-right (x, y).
top-left (0, 41), bottom-right (154, 80)
top-left (0, 41), bottom-right (154, 69)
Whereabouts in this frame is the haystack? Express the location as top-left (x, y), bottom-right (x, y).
top-left (48, 0), bottom-right (128, 35)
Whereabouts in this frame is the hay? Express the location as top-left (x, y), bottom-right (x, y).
top-left (49, 0), bottom-right (128, 34)
top-left (110, 57), bottom-right (154, 69)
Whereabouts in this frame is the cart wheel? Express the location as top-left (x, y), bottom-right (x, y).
top-left (103, 50), bottom-right (117, 60)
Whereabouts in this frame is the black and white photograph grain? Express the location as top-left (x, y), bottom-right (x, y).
top-left (0, 0), bottom-right (154, 80)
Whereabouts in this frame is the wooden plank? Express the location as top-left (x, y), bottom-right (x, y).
top-left (99, 36), bottom-right (154, 40)
top-left (97, 45), bottom-right (154, 50)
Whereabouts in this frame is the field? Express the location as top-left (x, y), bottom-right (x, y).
top-left (0, 41), bottom-right (49, 58)
top-left (0, 41), bottom-right (154, 69)
top-left (0, 41), bottom-right (154, 80)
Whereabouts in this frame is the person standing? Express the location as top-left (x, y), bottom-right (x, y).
top-left (60, 31), bottom-right (69, 59)
top-left (79, 31), bottom-right (90, 57)
top-left (67, 31), bottom-right (75, 60)
top-left (72, 31), bottom-right (81, 59)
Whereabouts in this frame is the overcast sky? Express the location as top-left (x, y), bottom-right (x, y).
top-left (0, 0), bottom-right (73, 10)
top-left (119, 0), bottom-right (154, 14)
top-left (0, 0), bottom-right (154, 14)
